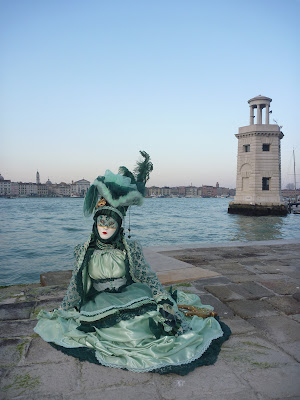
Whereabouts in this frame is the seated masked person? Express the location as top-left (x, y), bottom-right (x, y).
top-left (34, 151), bottom-right (230, 375)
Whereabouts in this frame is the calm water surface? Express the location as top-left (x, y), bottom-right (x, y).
top-left (0, 197), bottom-right (299, 285)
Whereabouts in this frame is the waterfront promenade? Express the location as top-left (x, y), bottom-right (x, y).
top-left (0, 239), bottom-right (299, 399)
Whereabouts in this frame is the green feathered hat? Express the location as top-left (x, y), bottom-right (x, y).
top-left (83, 151), bottom-right (153, 219)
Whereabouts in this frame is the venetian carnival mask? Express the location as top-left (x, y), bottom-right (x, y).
top-left (97, 215), bottom-right (119, 240)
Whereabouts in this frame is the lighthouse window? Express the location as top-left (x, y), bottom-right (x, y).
top-left (262, 144), bottom-right (270, 151)
top-left (262, 177), bottom-right (270, 191)
top-left (244, 145), bottom-right (250, 152)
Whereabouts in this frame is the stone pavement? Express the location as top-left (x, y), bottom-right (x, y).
top-left (0, 239), bottom-right (300, 400)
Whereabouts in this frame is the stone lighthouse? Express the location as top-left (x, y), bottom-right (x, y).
top-left (228, 95), bottom-right (287, 215)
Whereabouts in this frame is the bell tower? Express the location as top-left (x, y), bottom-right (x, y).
top-left (228, 95), bottom-right (287, 215)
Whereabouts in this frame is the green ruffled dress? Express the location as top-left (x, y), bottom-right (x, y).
top-left (34, 238), bottom-right (230, 375)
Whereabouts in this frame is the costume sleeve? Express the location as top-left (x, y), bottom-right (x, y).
top-left (59, 241), bottom-right (89, 311)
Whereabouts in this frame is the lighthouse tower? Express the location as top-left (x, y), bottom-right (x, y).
top-left (228, 95), bottom-right (287, 216)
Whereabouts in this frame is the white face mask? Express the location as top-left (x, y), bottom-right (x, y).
top-left (97, 215), bottom-right (118, 240)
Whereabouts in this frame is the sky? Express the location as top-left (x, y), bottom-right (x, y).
top-left (1, 0), bottom-right (299, 189)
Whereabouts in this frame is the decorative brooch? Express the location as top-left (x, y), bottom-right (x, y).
top-left (96, 198), bottom-right (107, 208)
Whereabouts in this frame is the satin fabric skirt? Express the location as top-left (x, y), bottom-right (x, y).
top-left (34, 284), bottom-right (224, 372)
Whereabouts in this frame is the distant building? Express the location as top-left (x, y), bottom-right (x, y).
top-left (185, 186), bottom-right (198, 197)
top-left (50, 183), bottom-right (71, 197)
top-left (36, 171), bottom-right (40, 185)
top-left (37, 184), bottom-right (49, 197)
top-left (177, 186), bottom-right (186, 196)
top-left (16, 182), bottom-right (38, 196)
top-left (170, 187), bottom-right (179, 196)
top-left (147, 186), bottom-right (161, 197)
top-left (161, 186), bottom-right (171, 196)
top-left (0, 174), bottom-right (11, 196)
top-left (202, 185), bottom-right (217, 197)
top-left (73, 179), bottom-right (90, 196)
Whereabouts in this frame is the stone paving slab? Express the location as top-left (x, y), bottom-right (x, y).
top-left (40, 271), bottom-right (72, 287)
top-left (23, 337), bottom-right (71, 365)
top-left (79, 361), bottom-right (152, 390)
top-left (33, 297), bottom-right (65, 315)
top-left (204, 281), bottom-right (275, 302)
top-left (220, 316), bottom-right (257, 335)
top-left (285, 269), bottom-right (300, 280)
top-left (196, 294), bottom-right (236, 318)
top-left (226, 299), bottom-right (279, 319)
top-left (0, 320), bottom-right (37, 339)
top-left (260, 279), bottom-right (300, 295)
top-left (208, 262), bottom-right (254, 275)
top-left (220, 334), bottom-right (295, 368)
top-left (239, 365), bottom-right (300, 399)
top-left (193, 276), bottom-right (232, 290)
top-left (248, 315), bottom-right (300, 344)
top-left (152, 360), bottom-right (253, 399)
top-left (204, 285), bottom-right (245, 302)
top-left (278, 341), bottom-right (300, 363)
top-left (0, 338), bottom-right (30, 367)
top-left (293, 292), bottom-right (300, 301)
top-left (291, 313), bottom-right (300, 323)
top-left (63, 384), bottom-right (160, 400)
top-left (26, 285), bottom-right (67, 301)
top-left (0, 362), bottom-right (80, 398)
top-left (265, 295), bottom-right (300, 315)
top-left (0, 301), bottom-right (36, 321)
top-left (237, 281), bottom-right (275, 299)
top-left (156, 266), bottom-right (219, 285)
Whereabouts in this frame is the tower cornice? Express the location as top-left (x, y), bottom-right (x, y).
top-left (235, 131), bottom-right (284, 139)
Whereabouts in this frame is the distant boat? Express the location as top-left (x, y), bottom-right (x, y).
top-left (71, 193), bottom-right (82, 198)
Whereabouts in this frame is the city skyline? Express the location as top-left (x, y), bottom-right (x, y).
top-left (0, 170), bottom-right (235, 189)
top-left (1, 1), bottom-right (299, 189)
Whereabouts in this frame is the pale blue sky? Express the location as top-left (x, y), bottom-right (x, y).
top-left (1, 0), bottom-right (299, 188)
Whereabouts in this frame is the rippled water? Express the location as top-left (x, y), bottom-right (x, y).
top-left (0, 197), bottom-right (299, 286)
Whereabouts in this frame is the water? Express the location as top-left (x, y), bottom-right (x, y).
top-left (0, 197), bottom-right (299, 286)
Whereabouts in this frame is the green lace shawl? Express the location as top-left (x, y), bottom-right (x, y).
top-left (60, 237), bottom-right (170, 311)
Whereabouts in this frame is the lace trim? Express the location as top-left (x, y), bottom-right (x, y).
top-left (93, 277), bottom-right (127, 292)
top-left (123, 237), bottom-right (136, 281)
top-left (95, 240), bottom-right (116, 250)
top-left (80, 296), bottom-right (155, 317)
top-left (78, 303), bottom-right (158, 331)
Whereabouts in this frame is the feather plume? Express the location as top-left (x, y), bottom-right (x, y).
top-left (83, 184), bottom-right (99, 216)
top-left (118, 166), bottom-right (137, 185)
top-left (134, 151), bottom-right (153, 184)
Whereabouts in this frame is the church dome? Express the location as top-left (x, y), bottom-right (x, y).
top-left (0, 174), bottom-right (4, 181)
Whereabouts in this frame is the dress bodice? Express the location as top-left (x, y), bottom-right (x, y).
top-left (88, 248), bottom-right (126, 280)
